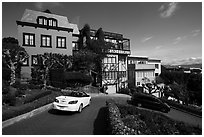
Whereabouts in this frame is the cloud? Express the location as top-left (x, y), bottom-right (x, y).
top-left (173, 36), bottom-right (187, 44)
top-left (155, 45), bottom-right (163, 49)
top-left (159, 2), bottom-right (179, 18)
top-left (168, 57), bottom-right (202, 65)
top-left (191, 29), bottom-right (201, 37)
top-left (141, 36), bottom-right (153, 43)
top-left (34, 2), bottom-right (62, 10)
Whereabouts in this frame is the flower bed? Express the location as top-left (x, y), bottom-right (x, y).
top-left (117, 104), bottom-right (202, 135)
top-left (160, 98), bottom-right (202, 116)
top-left (106, 99), bottom-right (137, 135)
top-left (2, 91), bottom-right (62, 121)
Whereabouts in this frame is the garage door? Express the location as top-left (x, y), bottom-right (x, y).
top-left (106, 85), bottom-right (116, 94)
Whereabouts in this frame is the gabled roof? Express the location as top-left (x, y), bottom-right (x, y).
top-left (19, 9), bottom-right (79, 34)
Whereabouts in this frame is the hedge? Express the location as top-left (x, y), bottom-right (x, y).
top-left (106, 99), bottom-right (137, 135)
top-left (2, 91), bottom-right (61, 121)
top-left (23, 90), bottom-right (52, 104)
top-left (161, 98), bottom-right (202, 116)
top-left (117, 104), bottom-right (201, 135)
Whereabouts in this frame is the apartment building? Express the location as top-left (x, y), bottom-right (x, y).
top-left (17, 9), bottom-right (79, 78)
top-left (127, 56), bottom-right (161, 87)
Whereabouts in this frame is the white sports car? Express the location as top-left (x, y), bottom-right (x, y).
top-left (53, 91), bottom-right (91, 112)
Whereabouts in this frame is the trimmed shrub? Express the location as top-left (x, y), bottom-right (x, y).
top-left (23, 90), bottom-right (52, 104)
top-left (106, 99), bottom-right (137, 135)
top-left (2, 80), bottom-right (10, 94)
top-left (118, 88), bottom-right (131, 95)
top-left (2, 67), bottom-right (11, 81)
top-left (2, 91), bottom-right (62, 121)
top-left (4, 86), bottom-right (17, 106)
top-left (161, 98), bottom-right (202, 116)
top-left (117, 104), bottom-right (201, 135)
top-left (64, 71), bottom-right (92, 87)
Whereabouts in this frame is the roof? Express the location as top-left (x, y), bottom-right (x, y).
top-left (148, 59), bottom-right (161, 63)
top-left (19, 9), bottom-right (79, 34)
top-left (128, 56), bottom-right (149, 60)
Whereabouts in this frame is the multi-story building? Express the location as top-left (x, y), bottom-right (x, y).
top-left (127, 56), bottom-right (161, 87)
top-left (73, 29), bottom-right (131, 94)
top-left (17, 9), bottom-right (79, 78)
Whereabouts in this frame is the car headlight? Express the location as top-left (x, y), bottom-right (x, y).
top-left (68, 100), bottom-right (78, 104)
top-left (55, 99), bottom-right (59, 103)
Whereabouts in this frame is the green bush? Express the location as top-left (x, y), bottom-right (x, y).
top-left (106, 99), bottom-right (137, 135)
top-left (117, 104), bottom-right (201, 135)
top-left (23, 90), bottom-right (52, 104)
top-left (64, 71), bottom-right (92, 88)
top-left (161, 98), bottom-right (202, 116)
top-left (2, 80), bottom-right (10, 94)
top-left (119, 88), bottom-right (131, 95)
top-left (5, 87), bottom-right (17, 106)
top-left (2, 91), bottom-right (62, 121)
top-left (2, 67), bottom-right (11, 81)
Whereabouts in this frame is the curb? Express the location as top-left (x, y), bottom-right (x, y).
top-left (2, 103), bottom-right (53, 129)
top-left (170, 106), bottom-right (202, 118)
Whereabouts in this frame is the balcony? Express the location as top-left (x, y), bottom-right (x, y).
top-left (135, 64), bottom-right (155, 70)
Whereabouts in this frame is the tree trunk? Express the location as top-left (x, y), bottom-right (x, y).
top-left (10, 62), bottom-right (16, 86)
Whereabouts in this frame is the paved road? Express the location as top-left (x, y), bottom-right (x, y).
top-left (2, 94), bottom-right (130, 135)
top-left (2, 94), bottom-right (201, 135)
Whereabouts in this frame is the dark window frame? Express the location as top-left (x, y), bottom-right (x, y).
top-left (23, 33), bottom-right (35, 47)
top-left (56, 36), bottom-right (66, 49)
top-left (41, 34), bottom-right (52, 48)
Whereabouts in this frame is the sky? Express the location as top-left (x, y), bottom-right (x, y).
top-left (2, 2), bottom-right (202, 65)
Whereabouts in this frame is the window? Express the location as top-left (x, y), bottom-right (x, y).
top-left (31, 55), bottom-right (38, 66)
top-left (137, 82), bottom-right (140, 86)
top-left (49, 20), bottom-right (53, 26)
top-left (23, 33), bottom-right (35, 46)
top-left (53, 20), bottom-right (57, 27)
top-left (41, 35), bottom-right (52, 47)
top-left (155, 73), bottom-right (159, 76)
top-left (57, 36), bottom-right (66, 48)
top-left (39, 18), bottom-right (43, 25)
top-left (37, 16), bottom-right (58, 27)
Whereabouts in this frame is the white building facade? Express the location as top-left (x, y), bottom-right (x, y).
top-left (17, 9), bottom-right (79, 78)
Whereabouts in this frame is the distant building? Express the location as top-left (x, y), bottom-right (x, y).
top-left (127, 56), bottom-right (161, 87)
top-left (17, 9), bottom-right (79, 78)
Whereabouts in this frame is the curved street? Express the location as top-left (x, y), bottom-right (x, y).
top-left (2, 94), bottom-right (202, 135)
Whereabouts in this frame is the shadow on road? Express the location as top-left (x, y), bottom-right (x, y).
top-left (48, 109), bottom-right (76, 115)
top-left (93, 107), bottom-right (109, 135)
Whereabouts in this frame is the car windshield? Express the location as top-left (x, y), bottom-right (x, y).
top-left (69, 91), bottom-right (88, 97)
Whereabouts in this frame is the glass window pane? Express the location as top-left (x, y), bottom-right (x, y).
top-left (42, 37), bottom-right (46, 46)
top-left (47, 37), bottom-right (50, 46)
top-left (30, 35), bottom-right (33, 45)
top-left (25, 35), bottom-right (29, 45)
top-left (62, 39), bottom-right (65, 47)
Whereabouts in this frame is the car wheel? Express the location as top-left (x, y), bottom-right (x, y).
top-left (78, 104), bottom-right (83, 113)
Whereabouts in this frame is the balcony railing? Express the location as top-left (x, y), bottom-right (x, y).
top-left (135, 64), bottom-right (155, 70)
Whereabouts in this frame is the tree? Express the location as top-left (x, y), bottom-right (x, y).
top-left (33, 53), bottom-right (72, 89)
top-left (2, 37), bottom-right (29, 85)
top-left (187, 73), bottom-right (202, 105)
